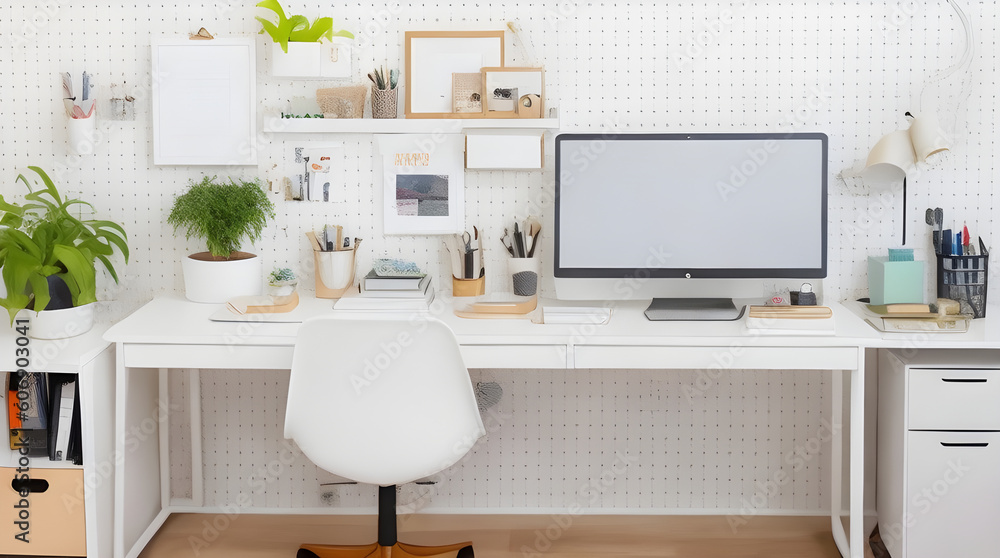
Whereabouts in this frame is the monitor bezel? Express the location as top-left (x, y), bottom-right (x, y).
top-left (554, 132), bottom-right (829, 279)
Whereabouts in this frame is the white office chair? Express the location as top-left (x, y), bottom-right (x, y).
top-left (285, 316), bottom-right (486, 558)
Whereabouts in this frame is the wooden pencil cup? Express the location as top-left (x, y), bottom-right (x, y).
top-left (314, 248), bottom-right (358, 298)
top-left (452, 275), bottom-right (485, 297)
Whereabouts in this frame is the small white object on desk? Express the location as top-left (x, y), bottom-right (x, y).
top-left (542, 306), bottom-right (612, 325)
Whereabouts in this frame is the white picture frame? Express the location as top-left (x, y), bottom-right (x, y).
top-left (375, 134), bottom-right (465, 235)
top-left (404, 31), bottom-right (504, 118)
top-left (152, 37), bottom-right (257, 165)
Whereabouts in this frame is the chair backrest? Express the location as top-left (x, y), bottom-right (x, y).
top-left (284, 316), bottom-right (486, 486)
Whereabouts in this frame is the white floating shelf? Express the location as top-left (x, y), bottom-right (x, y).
top-left (262, 113), bottom-right (560, 134)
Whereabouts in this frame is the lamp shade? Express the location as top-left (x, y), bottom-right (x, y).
top-left (909, 112), bottom-right (950, 162)
top-left (863, 129), bottom-right (914, 183)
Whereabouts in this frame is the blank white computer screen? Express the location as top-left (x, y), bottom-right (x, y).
top-left (555, 133), bottom-right (827, 277)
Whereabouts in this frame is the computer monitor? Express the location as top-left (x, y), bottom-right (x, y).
top-left (554, 132), bottom-right (828, 320)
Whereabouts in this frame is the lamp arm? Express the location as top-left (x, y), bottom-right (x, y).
top-left (919, 0), bottom-right (975, 110)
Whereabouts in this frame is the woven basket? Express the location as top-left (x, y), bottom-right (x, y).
top-left (371, 87), bottom-right (398, 119)
top-left (316, 85), bottom-right (367, 118)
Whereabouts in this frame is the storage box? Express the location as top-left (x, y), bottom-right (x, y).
top-left (0, 468), bottom-right (86, 556)
top-left (868, 257), bottom-right (925, 305)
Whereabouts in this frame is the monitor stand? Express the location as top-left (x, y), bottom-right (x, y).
top-left (644, 298), bottom-right (746, 321)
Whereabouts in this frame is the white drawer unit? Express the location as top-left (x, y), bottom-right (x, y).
top-left (878, 349), bottom-right (1000, 558)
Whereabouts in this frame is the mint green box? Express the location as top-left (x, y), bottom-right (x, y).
top-left (868, 257), bottom-right (925, 305)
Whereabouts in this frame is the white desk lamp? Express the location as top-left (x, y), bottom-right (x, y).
top-left (863, 0), bottom-right (973, 244)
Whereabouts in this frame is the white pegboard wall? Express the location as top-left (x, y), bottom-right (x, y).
top-left (1, 2), bottom-right (996, 319)
top-left (177, 368), bottom-right (831, 513)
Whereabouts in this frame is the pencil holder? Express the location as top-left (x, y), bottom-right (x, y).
top-left (314, 248), bottom-right (358, 298)
top-left (935, 237), bottom-right (989, 318)
top-left (67, 115), bottom-right (97, 156)
top-left (371, 87), bottom-right (397, 119)
top-left (507, 257), bottom-right (540, 296)
top-left (452, 275), bottom-right (485, 297)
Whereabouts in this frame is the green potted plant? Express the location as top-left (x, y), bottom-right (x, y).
top-left (266, 267), bottom-right (298, 305)
top-left (256, 0), bottom-right (354, 78)
top-left (168, 176), bottom-right (275, 303)
top-left (0, 167), bottom-right (129, 338)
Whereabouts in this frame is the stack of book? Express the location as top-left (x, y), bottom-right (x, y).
top-left (334, 270), bottom-right (435, 312)
top-left (7, 372), bottom-right (82, 463)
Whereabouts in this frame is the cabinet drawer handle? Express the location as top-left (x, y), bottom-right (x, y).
top-left (11, 478), bottom-right (49, 493)
top-left (941, 378), bottom-right (987, 383)
top-left (940, 442), bottom-right (989, 448)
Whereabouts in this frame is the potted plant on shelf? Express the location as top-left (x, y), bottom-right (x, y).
top-left (256, 0), bottom-right (355, 79)
top-left (0, 167), bottom-right (129, 339)
top-left (168, 176), bottom-right (276, 303)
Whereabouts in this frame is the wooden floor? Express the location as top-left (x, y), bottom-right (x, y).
top-left (140, 514), bottom-right (851, 558)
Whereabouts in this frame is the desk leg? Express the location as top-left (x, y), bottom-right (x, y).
top-left (850, 363), bottom-right (866, 557)
top-left (114, 358), bottom-right (165, 558)
top-left (189, 368), bottom-right (204, 507)
top-left (831, 369), bottom-right (848, 557)
top-left (158, 369), bottom-right (170, 507)
top-left (831, 361), bottom-right (866, 558)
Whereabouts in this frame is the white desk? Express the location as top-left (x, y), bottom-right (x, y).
top-left (106, 294), bottom-right (881, 558)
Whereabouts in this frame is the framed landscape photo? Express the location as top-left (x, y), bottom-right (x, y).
top-left (404, 30), bottom-right (504, 119)
top-left (376, 134), bottom-right (465, 234)
top-left (482, 67), bottom-right (544, 118)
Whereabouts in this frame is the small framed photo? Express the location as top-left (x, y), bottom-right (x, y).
top-left (404, 31), bottom-right (504, 119)
top-left (482, 67), bottom-right (544, 118)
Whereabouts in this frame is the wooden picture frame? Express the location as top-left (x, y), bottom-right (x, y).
top-left (151, 36), bottom-right (257, 165)
top-left (404, 31), bottom-right (504, 119)
top-left (481, 67), bottom-right (545, 119)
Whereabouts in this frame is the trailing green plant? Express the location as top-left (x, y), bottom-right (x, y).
top-left (255, 0), bottom-right (354, 54)
top-left (0, 166), bottom-right (129, 323)
top-left (168, 176), bottom-right (276, 260)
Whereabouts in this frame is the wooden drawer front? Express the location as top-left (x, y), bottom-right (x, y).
top-left (461, 345), bottom-right (567, 369)
top-left (909, 369), bottom-right (1000, 430)
top-left (906, 431), bottom-right (1000, 558)
top-left (574, 345), bottom-right (857, 371)
top-left (0, 467), bottom-right (86, 556)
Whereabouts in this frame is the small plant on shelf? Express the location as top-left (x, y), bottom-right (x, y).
top-left (255, 0), bottom-right (354, 53)
top-left (168, 176), bottom-right (275, 260)
top-left (0, 166), bottom-right (129, 323)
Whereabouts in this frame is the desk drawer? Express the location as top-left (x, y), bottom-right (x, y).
top-left (574, 345), bottom-right (857, 371)
top-left (123, 343), bottom-right (294, 369)
top-left (909, 369), bottom-right (1000, 430)
top-left (461, 345), bottom-right (567, 369)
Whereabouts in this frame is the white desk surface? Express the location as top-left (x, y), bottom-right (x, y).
top-left (104, 293), bottom-right (881, 348)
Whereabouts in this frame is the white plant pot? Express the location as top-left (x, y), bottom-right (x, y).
top-left (17, 304), bottom-right (95, 340)
top-left (181, 252), bottom-right (263, 304)
top-left (271, 39), bottom-right (353, 79)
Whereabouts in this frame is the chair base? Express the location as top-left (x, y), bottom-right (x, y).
top-left (298, 541), bottom-right (474, 558)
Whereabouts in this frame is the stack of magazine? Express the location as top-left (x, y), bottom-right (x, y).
top-left (334, 268), bottom-right (435, 312)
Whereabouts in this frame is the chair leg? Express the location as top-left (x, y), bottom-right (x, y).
top-left (298, 485), bottom-right (474, 558)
